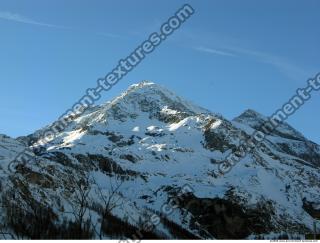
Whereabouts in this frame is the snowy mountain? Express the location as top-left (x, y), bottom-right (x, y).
top-left (0, 81), bottom-right (319, 239)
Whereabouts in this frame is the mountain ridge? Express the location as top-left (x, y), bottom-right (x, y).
top-left (0, 81), bottom-right (319, 239)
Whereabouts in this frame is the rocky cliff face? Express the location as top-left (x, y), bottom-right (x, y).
top-left (0, 81), bottom-right (319, 239)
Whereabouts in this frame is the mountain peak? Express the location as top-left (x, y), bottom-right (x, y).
top-left (234, 109), bottom-right (306, 141)
top-left (106, 81), bottom-right (211, 117)
top-left (124, 80), bottom-right (167, 96)
top-left (126, 80), bottom-right (171, 95)
top-left (235, 109), bottom-right (266, 121)
top-left (129, 80), bottom-right (156, 88)
top-left (233, 109), bottom-right (267, 128)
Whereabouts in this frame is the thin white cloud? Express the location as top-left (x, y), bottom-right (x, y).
top-left (222, 46), bottom-right (310, 81)
top-left (0, 11), bottom-right (126, 40)
top-left (194, 46), bottom-right (236, 57)
top-left (0, 11), bottom-right (68, 29)
top-left (194, 43), bottom-right (309, 81)
top-left (184, 28), bottom-right (310, 81)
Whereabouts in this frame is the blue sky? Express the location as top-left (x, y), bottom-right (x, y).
top-left (0, 0), bottom-right (319, 143)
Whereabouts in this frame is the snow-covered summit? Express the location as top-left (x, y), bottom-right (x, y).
top-left (234, 108), bottom-right (306, 141)
top-left (103, 80), bottom-right (211, 116)
top-left (234, 109), bottom-right (267, 123)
